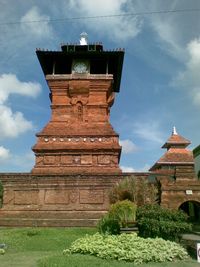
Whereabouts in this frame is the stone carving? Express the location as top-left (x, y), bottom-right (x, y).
top-left (73, 155), bottom-right (81, 164)
top-left (69, 189), bottom-right (79, 203)
top-left (44, 189), bottom-right (69, 204)
top-left (60, 155), bottom-right (73, 164)
top-left (98, 155), bottom-right (110, 165)
top-left (77, 102), bottom-right (83, 122)
top-left (14, 190), bottom-right (39, 205)
top-left (36, 156), bottom-right (44, 165)
top-left (79, 189), bottom-right (104, 204)
top-left (111, 155), bottom-right (118, 165)
top-left (81, 155), bottom-right (93, 165)
top-left (44, 155), bottom-right (56, 165)
top-left (3, 190), bottom-right (14, 205)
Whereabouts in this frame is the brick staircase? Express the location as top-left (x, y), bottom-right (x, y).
top-left (0, 210), bottom-right (106, 227)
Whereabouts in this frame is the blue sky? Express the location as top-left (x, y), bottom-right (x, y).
top-left (0, 0), bottom-right (200, 172)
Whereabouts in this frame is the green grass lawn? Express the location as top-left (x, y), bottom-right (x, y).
top-left (0, 227), bottom-right (199, 267)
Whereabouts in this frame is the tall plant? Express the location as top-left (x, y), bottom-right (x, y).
top-left (109, 200), bottom-right (137, 227)
top-left (0, 180), bottom-right (3, 208)
top-left (109, 176), bottom-right (158, 206)
top-left (98, 200), bottom-right (137, 234)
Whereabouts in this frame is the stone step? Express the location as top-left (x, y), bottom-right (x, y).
top-left (0, 210), bottom-right (106, 227)
top-left (120, 227), bottom-right (139, 234)
top-left (0, 210), bottom-right (106, 220)
top-left (0, 217), bottom-right (99, 227)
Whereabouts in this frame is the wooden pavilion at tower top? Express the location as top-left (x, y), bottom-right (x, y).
top-left (31, 34), bottom-right (125, 175)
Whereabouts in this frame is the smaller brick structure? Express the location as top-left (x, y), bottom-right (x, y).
top-left (150, 127), bottom-right (200, 219)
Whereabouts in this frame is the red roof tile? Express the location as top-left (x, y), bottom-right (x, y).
top-left (157, 148), bottom-right (194, 164)
top-left (150, 128), bottom-right (193, 171)
top-left (162, 133), bottom-right (190, 149)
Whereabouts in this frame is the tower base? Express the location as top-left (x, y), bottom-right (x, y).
top-left (0, 173), bottom-right (125, 227)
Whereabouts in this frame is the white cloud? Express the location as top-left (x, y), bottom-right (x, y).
top-left (67, 0), bottom-right (142, 42)
top-left (0, 150), bottom-right (35, 171)
top-left (149, 11), bottom-right (184, 60)
top-left (0, 146), bottom-right (10, 161)
top-left (0, 105), bottom-right (33, 139)
top-left (0, 73), bottom-right (41, 104)
top-left (0, 73), bottom-right (41, 139)
top-left (120, 165), bottom-right (135, 172)
top-left (172, 38), bottom-right (200, 105)
top-left (21, 6), bottom-right (53, 38)
top-left (119, 139), bottom-right (137, 154)
top-left (120, 163), bottom-right (151, 173)
top-left (134, 121), bottom-right (164, 144)
top-left (144, 0), bottom-right (200, 61)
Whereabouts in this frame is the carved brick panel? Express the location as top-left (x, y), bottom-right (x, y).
top-left (45, 189), bottom-right (69, 204)
top-left (14, 190), bottom-right (39, 205)
top-left (79, 189), bottom-right (104, 204)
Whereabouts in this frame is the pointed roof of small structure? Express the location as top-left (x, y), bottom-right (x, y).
top-left (149, 127), bottom-right (193, 171)
top-left (162, 126), bottom-right (191, 149)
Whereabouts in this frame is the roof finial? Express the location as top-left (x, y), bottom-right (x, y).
top-left (172, 126), bottom-right (178, 135)
top-left (80, 32), bottom-right (88, 45)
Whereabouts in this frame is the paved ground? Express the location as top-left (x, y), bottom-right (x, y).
top-left (182, 233), bottom-right (200, 241)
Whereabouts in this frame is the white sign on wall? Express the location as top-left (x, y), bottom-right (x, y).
top-left (186, 190), bottom-right (193, 195)
top-left (197, 243), bottom-right (200, 263)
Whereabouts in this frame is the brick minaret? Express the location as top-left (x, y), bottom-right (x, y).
top-left (32, 35), bottom-right (124, 174)
top-left (150, 127), bottom-right (195, 180)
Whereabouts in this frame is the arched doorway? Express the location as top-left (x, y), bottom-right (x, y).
top-left (179, 201), bottom-right (200, 222)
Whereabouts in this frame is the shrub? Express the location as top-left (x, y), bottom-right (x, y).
top-left (63, 232), bottom-right (189, 264)
top-left (98, 215), bottom-right (120, 235)
top-left (98, 200), bottom-right (137, 234)
top-left (137, 204), bottom-right (192, 241)
top-left (109, 200), bottom-right (137, 227)
top-left (0, 248), bottom-right (5, 255)
top-left (26, 228), bottom-right (40, 237)
top-left (137, 204), bottom-right (188, 222)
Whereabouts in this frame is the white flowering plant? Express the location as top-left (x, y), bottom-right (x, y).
top-left (63, 233), bottom-right (189, 265)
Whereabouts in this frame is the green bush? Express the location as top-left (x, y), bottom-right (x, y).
top-left (98, 215), bottom-right (120, 235)
top-left (137, 204), bottom-right (188, 222)
top-left (137, 204), bottom-right (192, 241)
top-left (26, 228), bottom-right (40, 237)
top-left (63, 232), bottom-right (189, 264)
top-left (109, 200), bottom-right (137, 227)
top-left (98, 200), bottom-right (137, 234)
top-left (0, 248), bottom-right (5, 255)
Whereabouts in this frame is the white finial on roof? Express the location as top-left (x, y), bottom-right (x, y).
top-left (80, 32), bottom-right (88, 45)
top-left (172, 126), bottom-right (178, 135)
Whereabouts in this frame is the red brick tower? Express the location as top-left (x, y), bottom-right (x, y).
top-left (32, 35), bottom-right (124, 174)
